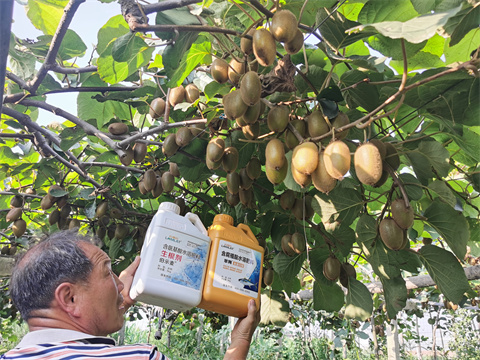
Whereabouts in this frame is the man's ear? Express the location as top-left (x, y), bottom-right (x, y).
top-left (55, 282), bottom-right (81, 317)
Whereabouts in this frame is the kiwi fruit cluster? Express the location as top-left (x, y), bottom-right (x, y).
top-left (379, 197), bottom-right (415, 251)
top-left (281, 232), bottom-right (306, 256)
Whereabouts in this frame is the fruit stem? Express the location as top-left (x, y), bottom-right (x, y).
top-left (384, 164), bottom-right (411, 209)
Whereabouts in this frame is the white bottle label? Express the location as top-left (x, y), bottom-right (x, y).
top-left (153, 232), bottom-right (209, 290)
top-left (212, 240), bottom-right (262, 297)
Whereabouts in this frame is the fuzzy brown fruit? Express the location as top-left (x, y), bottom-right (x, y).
top-left (340, 263), bottom-right (356, 287)
top-left (226, 172), bottom-right (240, 195)
top-left (108, 122), bottom-right (128, 135)
top-left (6, 207), bottom-right (22, 223)
top-left (175, 127), bottom-right (193, 147)
top-left (169, 85), bottom-right (186, 107)
top-left (280, 190), bottom-right (295, 210)
top-left (161, 172), bottom-right (175, 193)
top-left (96, 201), bottom-right (108, 218)
top-left (120, 148), bottom-right (134, 166)
top-left (312, 150), bottom-right (337, 194)
top-left (391, 198), bottom-right (414, 229)
top-left (252, 28), bottom-right (276, 67)
top-left (246, 157), bottom-right (261, 180)
top-left (143, 169), bottom-right (157, 192)
top-left (228, 58), bottom-right (246, 85)
top-left (265, 161), bottom-right (288, 186)
top-left (133, 142), bottom-right (147, 163)
top-left (292, 142), bottom-right (318, 175)
top-left (12, 219), bottom-right (27, 237)
top-left (210, 58), bottom-right (229, 84)
top-left (222, 147), bottom-right (239, 173)
top-left (281, 234), bottom-right (295, 256)
top-left (324, 140), bottom-right (351, 180)
top-left (323, 257), bottom-right (341, 281)
top-left (306, 110), bottom-right (330, 138)
top-left (354, 143), bottom-right (383, 186)
top-left (265, 138), bottom-right (286, 170)
top-left (267, 105), bottom-right (290, 133)
top-left (290, 232), bottom-right (306, 254)
top-left (162, 133), bottom-right (179, 157)
top-left (223, 90), bottom-right (248, 120)
top-left (10, 195), bottom-right (23, 208)
top-left (185, 84), bottom-right (200, 103)
top-left (379, 217), bottom-right (406, 251)
top-left (206, 137), bottom-right (225, 163)
top-left (284, 29), bottom-right (304, 54)
top-left (149, 97), bottom-right (166, 119)
top-left (263, 268), bottom-right (274, 286)
top-left (270, 10), bottom-right (297, 43)
top-left (240, 71), bottom-right (261, 106)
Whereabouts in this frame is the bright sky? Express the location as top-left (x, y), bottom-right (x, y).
top-left (11, 0), bottom-right (121, 124)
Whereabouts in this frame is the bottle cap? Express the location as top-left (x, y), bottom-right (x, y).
top-left (159, 202), bottom-right (180, 215)
top-left (214, 214), bottom-right (233, 225)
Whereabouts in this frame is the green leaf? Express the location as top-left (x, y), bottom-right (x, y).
top-left (406, 140), bottom-right (450, 184)
top-left (166, 36), bottom-right (212, 88)
top-left (381, 276), bottom-right (407, 319)
top-left (260, 290), bottom-right (290, 327)
top-left (309, 247), bottom-right (333, 285)
top-left (155, 8), bottom-right (199, 40)
top-left (204, 81), bottom-right (231, 101)
top-left (424, 200), bottom-right (469, 260)
top-left (419, 244), bottom-right (471, 303)
top-left (178, 162), bottom-right (211, 182)
top-left (97, 38), bottom-right (154, 84)
top-left (368, 35), bottom-right (427, 61)
top-left (428, 180), bottom-right (457, 208)
top-left (272, 252), bottom-right (307, 280)
top-left (84, 201), bottom-right (96, 219)
top-left (312, 187), bottom-right (363, 227)
top-left (0, 147), bottom-right (19, 165)
top-left (97, 15), bottom-right (130, 53)
top-left (59, 126), bottom-right (85, 151)
top-left (27, 0), bottom-right (69, 35)
top-left (345, 279), bottom-right (373, 321)
top-left (109, 237), bottom-right (122, 260)
top-left (410, 0), bottom-right (465, 14)
top-left (358, 0), bottom-right (418, 23)
top-left (294, 65), bottom-right (329, 95)
top-left (340, 70), bottom-right (381, 112)
top-left (313, 281), bottom-right (345, 312)
top-left (451, 127), bottom-right (480, 163)
top-left (163, 32), bottom-right (199, 84)
top-left (57, 30), bottom-right (87, 60)
top-left (350, 6), bottom-right (462, 43)
top-left (112, 33), bottom-right (150, 63)
top-left (398, 173), bottom-right (423, 201)
top-left (444, 5), bottom-right (480, 46)
top-left (444, 28), bottom-right (480, 65)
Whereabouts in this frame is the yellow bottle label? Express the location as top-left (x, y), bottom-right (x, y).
top-left (212, 240), bottom-right (262, 296)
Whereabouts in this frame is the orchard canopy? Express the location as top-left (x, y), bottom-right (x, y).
top-left (1, 0), bottom-right (480, 324)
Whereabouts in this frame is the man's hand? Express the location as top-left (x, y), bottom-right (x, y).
top-left (119, 256), bottom-right (141, 309)
top-left (224, 299), bottom-right (261, 359)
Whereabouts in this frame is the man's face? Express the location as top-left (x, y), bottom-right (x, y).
top-left (76, 242), bottom-right (126, 336)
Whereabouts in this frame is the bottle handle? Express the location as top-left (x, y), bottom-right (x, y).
top-left (237, 223), bottom-right (256, 243)
top-left (185, 212), bottom-right (208, 236)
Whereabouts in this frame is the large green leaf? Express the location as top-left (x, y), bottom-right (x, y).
top-left (340, 70), bottom-right (382, 111)
top-left (406, 140), bottom-right (450, 184)
top-left (358, 0), bottom-right (418, 23)
top-left (260, 290), bottom-right (290, 327)
top-left (112, 33), bottom-right (149, 63)
top-left (313, 281), bottom-right (345, 312)
top-left (419, 245), bottom-right (471, 303)
top-left (272, 252), bottom-right (307, 280)
top-left (155, 8), bottom-right (199, 40)
top-left (309, 247), bottom-right (334, 286)
top-left (444, 4), bottom-right (480, 46)
top-left (26, 0), bottom-right (69, 35)
top-left (381, 276), bottom-right (407, 319)
top-left (312, 187), bottom-right (363, 227)
top-left (345, 279), bottom-right (373, 321)
top-left (350, 6), bottom-right (462, 43)
top-left (97, 15), bottom-right (130, 52)
top-left (428, 180), bottom-right (457, 208)
top-left (424, 200), bottom-right (469, 260)
top-left (443, 28), bottom-right (480, 65)
top-left (57, 30), bottom-right (87, 60)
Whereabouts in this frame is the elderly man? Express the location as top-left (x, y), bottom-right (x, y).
top-left (1, 230), bottom-right (260, 359)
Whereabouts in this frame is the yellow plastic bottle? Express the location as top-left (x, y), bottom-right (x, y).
top-left (198, 214), bottom-right (264, 318)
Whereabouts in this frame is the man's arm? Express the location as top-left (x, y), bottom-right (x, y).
top-left (118, 256), bottom-right (141, 311)
top-left (224, 299), bottom-right (261, 360)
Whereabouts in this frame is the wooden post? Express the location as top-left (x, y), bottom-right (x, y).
top-left (386, 319), bottom-right (400, 360)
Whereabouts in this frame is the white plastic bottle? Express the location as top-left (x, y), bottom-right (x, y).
top-left (129, 202), bottom-right (211, 311)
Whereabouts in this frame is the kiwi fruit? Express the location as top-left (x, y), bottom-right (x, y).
top-left (115, 224), bottom-right (130, 240)
top-left (267, 105), bottom-right (290, 133)
top-left (110, 208), bottom-right (122, 219)
top-left (211, 58), bottom-right (229, 83)
top-left (174, 198), bottom-right (186, 215)
top-left (25, 188), bottom-right (36, 195)
top-left (1, 246), bottom-right (9, 255)
top-left (242, 122), bottom-right (260, 140)
top-left (185, 84), bottom-right (200, 103)
top-left (290, 232), bottom-right (306, 254)
top-left (312, 150), bottom-right (337, 194)
top-left (96, 226), bottom-right (107, 240)
top-left (324, 140), bottom-right (351, 180)
top-left (69, 219), bottom-right (81, 230)
top-left (331, 112), bottom-right (350, 140)
top-left (291, 163), bottom-right (312, 188)
top-left (143, 169), bottom-right (157, 192)
top-left (292, 142), bottom-right (319, 175)
top-left (253, 28), bottom-right (276, 67)
top-left (206, 137), bottom-right (225, 163)
top-left (240, 101), bottom-right (262, 125)
top-left (59, 204), bottom-right (71, 219)
top-left (108, 122), bottom-right (128, 136)
top-left (226, 191), bottom-right (240, 206)
top-left (281, 234), bottom-right (295, 256)
top-left (391, 198), bottom-right (414, 229)
top-left (239, 168), bottom-right (254, 190)
top-left (206, 156), bottom-right (222, 170)
top-left (240, 71), bottom-right (261, 106)
top-left (222, 147), bottom-right (239, 173)
top-left (265, 160), bottom-right (288, 185)
top-left (265, 138), bottom-right (286, 170)
top-left (99, 215), bottom-right (110, 227)
top-left (280, 189), bottom-right (296, 210)
top-left (169, 85), bottom-right (186, 107)
top-left (306, 110), bottom-right (330, 138)
top-left (369, 139), bottom-right (386, 160)
top-left (56, 196), bottom-right (68, 209)
top-left (354, 143), bottom-right (383, 186)
top-left (384, 142), bottom-right (400, 171)
top-left (149, 97), bottom-right (166, 119)
top-left (40, 194), bottom-right (56, 210)
top-left (241, 28), bottom-right (255, 54)
top-left (10, 195), bottom-right (23, 208)
top-left (292, 197), bottom-right (314, 221)
top-left (379, 217), bottom-right (405, 251)
top-left (162, 133), bottom-right (179, 157)
top-left (175, 127), bottom-right (193, 147)
top-left (6, 208), bottom-right (22, 222)
top-left (120, 148), bottom-right (134, 166)
top-left (284, 119), bottom-right (306, 150)
top-left (161, 171), bottom-right (175, 193)
top-left (151, 177), bottom-right (164, 198)
top-left (228, 58), bottom-right (246, 85)
top-left (373, 170), bottom-right (389, 188)
top-left (223, 90), bottom-right (248, 120)
top-left (238, 187), bottom-right (253, 207)
top-left (226, 172), bottom-right (240, 194)
top-left (169, 162), bottom-right (180, 177)
top-left (190, 123), bottom-right (205, 137)
top-left (263, 267), bottom-right (274, 286)
top-left (284, 28), bottom-right (304, 54)
top-left (339, 263), bottom-right (357, 287)
top-left (138, 180), bottom-right (148, 195)
top-left (133, 142), bottom-right (147, 163)
top-left (323, 256), bottom-right (341, 281)
top-left (96, 201), bottom-right (108, 218)
top-left (270, 9), bottom-right (298, 43)
top-left (12, 219), bottom-right (27, 237)
top-left (49, 209), bottom-right (61, 225)
top-left (246, 157), bottom-right (262, 180)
